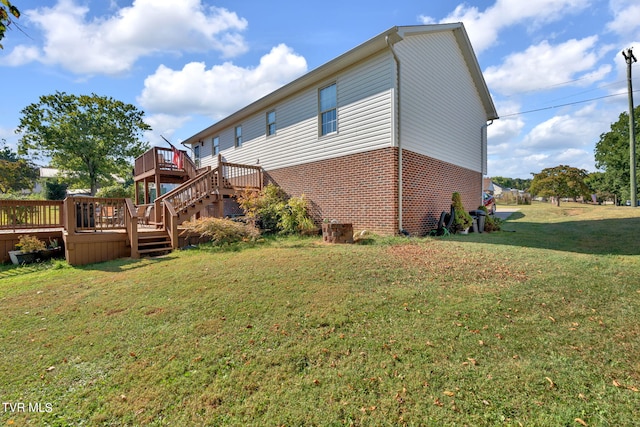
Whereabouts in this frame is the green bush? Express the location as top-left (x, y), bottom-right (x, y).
top-left (238, 184), bottom-right (316, 235)
top-left (279, 195), bottom-right (318, 235)
top-left (44, 181), bottom-right (68, 200)
top-left (452, 192), bottom-right (473, 232)
top-left (96, 184), bottom-right (133, 199)
top-left (182, 217), bottom-right (261, 246)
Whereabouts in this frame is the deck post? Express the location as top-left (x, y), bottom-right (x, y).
top-left (125, 199), bottom-right (139, 259)
top-left (63, 197), bottom-right (75, 233)
top-left (217, 198), bottom-right (224, 218)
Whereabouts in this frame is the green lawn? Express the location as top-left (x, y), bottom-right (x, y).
top-left (1, 202), bottom-right (639, 426)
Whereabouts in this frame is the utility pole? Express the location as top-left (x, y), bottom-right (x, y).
top-left (622, 48), bottom-right (637, 207)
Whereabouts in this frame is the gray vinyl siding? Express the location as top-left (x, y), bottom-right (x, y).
top-left (207, 51), bottom-right (395, 170)
top-left (396, 31), bottom-right (487, 173)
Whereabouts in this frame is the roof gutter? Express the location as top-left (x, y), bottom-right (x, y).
top-left (386, 33), bottom-right (403, 235)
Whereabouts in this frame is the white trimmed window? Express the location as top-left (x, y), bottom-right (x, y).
top-left (267, 110), bottom-right (276, 136)
top-left (212, 136), bottom-right (220, 155)
top-left (193, 144), bottom-right (201, 168)
top-left (235, 126), bottom-right (242, 147)
top-left (319, 83), bottom-right (337, 136)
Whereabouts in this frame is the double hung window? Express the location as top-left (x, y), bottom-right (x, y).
top-left (267, 111), bottom-right (276, 136)
top-left (319, 83), bottom-right (337, 136)
top-left (235, 126), bottom-right (242, 147)
top-left (212, 136), bottom-right (219, 155)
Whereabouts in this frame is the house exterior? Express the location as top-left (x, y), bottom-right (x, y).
top-left (483, 177), bottom-right (495, 195)
top-left (183, 23), bottom-right (498, 236)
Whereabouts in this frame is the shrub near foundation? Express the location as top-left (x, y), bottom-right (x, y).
top-left (451, 192), bottom-right (473, 232)
top-left (238, 184), bottom-right (317, 235)
top-left (15, 234), bottom-right (47, 252)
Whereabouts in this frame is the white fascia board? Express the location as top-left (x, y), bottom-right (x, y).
top-left (183, 23), bottom-right (498, 145)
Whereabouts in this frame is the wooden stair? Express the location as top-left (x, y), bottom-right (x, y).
top-left (137, 230), bottom-right (172, 257)
top-left (175, 193), bottom-right (213, 224)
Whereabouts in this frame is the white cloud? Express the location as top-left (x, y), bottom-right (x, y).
top-left (487, 101), bottom-right (621, 177)
top-left (138, 44), bottom-right (308, 119)
top-left (521, 104), bottom-right (607, 150)
top-left (484, 37), bottom-right (613, 95)
top-left (7, 0), bottom-right (248, 75)
top-left (3, 45), bottom-right (40, 66)
top-left (607, 0), bottom-right (640, 39)
top-left (488, 99), bottom-right (525, 146)
top-left (419, 0), bottom-right (590, 54)
top-left (143, 114), bottom-right (193, 146)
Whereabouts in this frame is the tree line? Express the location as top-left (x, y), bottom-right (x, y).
top-left (491, 107), bottom-right (639, 206)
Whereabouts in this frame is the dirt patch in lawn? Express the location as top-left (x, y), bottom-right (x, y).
top-left (386, 242), bottom-right (528, 285)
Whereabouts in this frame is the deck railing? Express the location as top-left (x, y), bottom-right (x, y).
top-left (0, 200), bottom-right (64, 230)
top-left (64, 196), bottom-right (128, 233)
top-left (219, 160), bottom-right (263, 190)
top-left (134, 147), bottom-right (196, 179)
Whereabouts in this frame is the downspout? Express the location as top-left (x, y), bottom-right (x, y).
top-left (481, 120), bottom-right (494, 200)
top-left (386, 35), bottom-right (403, 234)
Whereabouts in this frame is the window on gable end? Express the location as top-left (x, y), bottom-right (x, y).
top-left (267, 110), bottom-right (276, 136)
top-left (212, 136), bottom-right (220, 155)
top-left (235, 126), bottom-right (242, 148)
top-left (319, 83), bottom-right (337, 136)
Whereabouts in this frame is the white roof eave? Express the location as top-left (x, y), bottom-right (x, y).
top-left (183, 23), bottom-right (498, 145)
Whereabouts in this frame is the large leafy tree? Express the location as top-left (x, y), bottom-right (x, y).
top-left (0, 139), bottom-right (38, 194)
top-left (594, 106), bottom-right (640, 203)
top-left (529, 165), bottom-right (591, 206)
top-left (0, 0), bottom-right (20, 49)
top-left (17, 92), bottom-right (151, 195)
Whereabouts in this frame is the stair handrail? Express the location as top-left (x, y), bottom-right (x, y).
top-left (154, 168), bottom-right (217, 224)
top-left (124, 198), bottom-right (139, 258)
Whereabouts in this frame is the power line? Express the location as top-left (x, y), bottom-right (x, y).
top-left (499, 89), bottom-right (640, 118)
top-left (500, 75), bottom-right (638, 97)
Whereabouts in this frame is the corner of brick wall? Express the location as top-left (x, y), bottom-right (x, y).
top-left (401, 150), bottom-right (482, 236)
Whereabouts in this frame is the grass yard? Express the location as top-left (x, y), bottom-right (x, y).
top-left (1, 202), bottom-right (639, 426)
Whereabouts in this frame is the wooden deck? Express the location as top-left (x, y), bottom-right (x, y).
top-left (2, 148), bottom-right (263, 266)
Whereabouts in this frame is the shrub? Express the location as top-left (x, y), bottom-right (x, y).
top-left (238, 184), bottom-right (286, 231)
top-left (182, 217), bottom-right (261, 246)
top-left (44, 181), bottom-right (68, 200)
top-left (16, 235), bottom-right (47, 252)
top-left (279, 195), bottom-right (318, 235)
top-left (451, 192), bottom-right (473, 232)
top-left (238, 184), bottom-right (316, 235)
top-left (96, 184), bottom-right (134, 199)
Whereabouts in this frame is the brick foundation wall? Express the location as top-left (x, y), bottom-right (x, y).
top-left (265, 148), bottom-right (399, 235)
top-left (263, 147), bottom-right (481, 236)
top-left (402, 150), bottom-right (482, 236)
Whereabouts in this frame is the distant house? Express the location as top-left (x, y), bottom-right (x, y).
top-left (182, 23), bottom-right (498, 235)
top-left (38, 167), bottom-right (125, 196)
top-left (483, 177), bottom-right (495, 195)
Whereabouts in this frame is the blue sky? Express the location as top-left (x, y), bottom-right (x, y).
top-left (1, 0), bottom-right (639, 178)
